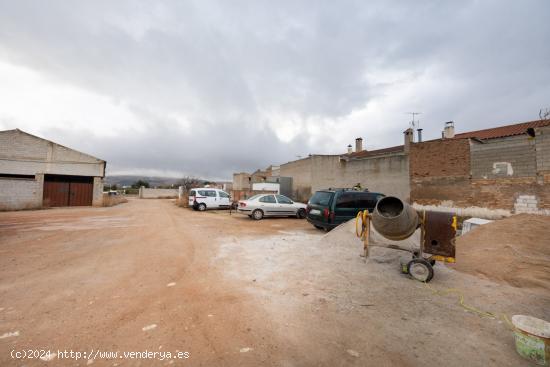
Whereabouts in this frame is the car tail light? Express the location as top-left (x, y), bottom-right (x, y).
top-left (239, 202), bottom-right (246, 207)
top-left (323, 208), bottom-right (329, 219)
top-left (306, 205), bottom-right (311, 213)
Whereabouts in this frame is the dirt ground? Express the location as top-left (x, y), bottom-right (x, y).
top-left (453, 214), bottom-right (550, 292)
top-left (1, 198), bottom-right (549, 366)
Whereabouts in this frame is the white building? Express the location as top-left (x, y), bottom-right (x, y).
top-left (0, 129), bottom-right (105, 210)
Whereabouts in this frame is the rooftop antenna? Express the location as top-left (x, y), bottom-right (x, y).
top-left (406, 112), bottom-right (422, 129)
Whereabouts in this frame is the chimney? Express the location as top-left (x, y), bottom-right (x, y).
top-left (404, 128), bottom-right (414, 152)
top-left (347, 144), bottom-right (353, 154)
top-left (417, 128), bottom-right (423, 142)
top-left (355, 137), bottom-right (363, 152)
top-left (443, 121), bottom-right (455, 139)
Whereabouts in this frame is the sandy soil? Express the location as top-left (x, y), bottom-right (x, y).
top-left (0, 199), bottom-right (548, 366)
top-left (453, 214), bottom-right (550, 293)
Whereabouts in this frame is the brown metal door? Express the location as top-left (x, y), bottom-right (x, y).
top-left (422, 211), bottom-right (456, 258)
top-left (69, 182), bottom-right (93, 206)
top-left (43, 181), bottom-right (70, 207)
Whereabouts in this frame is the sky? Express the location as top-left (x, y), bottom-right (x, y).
top-left (0, 1), bottom-right (549, 180)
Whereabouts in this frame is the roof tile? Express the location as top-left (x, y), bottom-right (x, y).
top-left (454, 119), bottom-right (550, 140)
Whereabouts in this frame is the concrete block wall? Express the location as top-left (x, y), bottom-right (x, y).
top-left (513, 194), bottom-right (547, 214)
top-left (0, 177), bottom-right (42, 210)
top-left (92, 177), bottom-right (104, 206)
top-left (535, 126), bottom-right (550, 211)
top-left (535, 125), bottom-right (550, 175)
top-left (139, 187), bottom-right (179, 199)
top-left (470, 135), bottom-right (536, 178)
top-left (280, 156), bottom-right (314, 201)
top-left (278, 153), bottom-right (410, 202)
top-left (312, 154), bottom-right (410, 201)
top-left (232, 173), bottom-right (251, 190)
top-left (0, 129), bottom-right (104, 177)
top-left (468, 132), bottom-right (550, 212)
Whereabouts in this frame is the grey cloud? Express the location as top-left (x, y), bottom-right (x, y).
top-left (41, 118), bottom-right (310, 180)
top-left (0, 0), bottom-right (549, 177)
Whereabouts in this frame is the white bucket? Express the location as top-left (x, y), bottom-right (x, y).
top-left (512, 315), bottom-right (550, 366)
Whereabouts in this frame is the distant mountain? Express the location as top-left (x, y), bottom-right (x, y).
top-left (105, 175), bottom-right (188, 188)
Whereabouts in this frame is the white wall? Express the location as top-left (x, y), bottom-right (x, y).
top-left (0, 129), bottom-right (105, 177)
top-left (252, 182), bottom-right (280, 193)
top-left (139, 187), bottom-right (179, 198)
top-left (0, 177), bottom-right (42, 210)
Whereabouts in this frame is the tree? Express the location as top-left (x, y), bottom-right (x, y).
top-left (132, 180), bottom-right (150, 189)
top-left (540, 108), bottom-right (550, 121)
top-left (178, 176), bottom-right (202, 191)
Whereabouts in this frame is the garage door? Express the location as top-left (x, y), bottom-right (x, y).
top-left (43, 175), bottom-right (93, 207)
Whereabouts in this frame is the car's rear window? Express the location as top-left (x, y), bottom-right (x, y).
top-left (189, 190), bottom-right (196, 196)
top-left (356, 193), bottom-right (377, 209)
top-left (336, 192), bottom-right (356, 208)
top-left (309, 191), bottom-right (334, 206)
top-left (276, 195), bottom-right (293, 204)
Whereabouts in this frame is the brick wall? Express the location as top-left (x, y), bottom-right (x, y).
top-left (410, 139), bottom-right (470, 178)
top-left (410, 133), bottom-right (550, 213)
top-left (410, 139), bottom-right (471, 207)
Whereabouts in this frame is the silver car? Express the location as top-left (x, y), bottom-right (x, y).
top-left (237, 194), bottom-right (307, 220)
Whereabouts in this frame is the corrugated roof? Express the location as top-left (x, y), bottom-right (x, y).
top-left (454, 119), bottom-right (550, 140)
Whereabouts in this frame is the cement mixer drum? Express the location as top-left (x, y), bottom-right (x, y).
top-left (371, 196), bottom-right (419, 241)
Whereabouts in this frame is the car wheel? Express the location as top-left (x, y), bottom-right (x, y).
top-left (252, 209), bottom-right (264, 220)
top-left (296, 208), bottom-right (306, 219)
top-left (197, 203), bottom-right (207, 211)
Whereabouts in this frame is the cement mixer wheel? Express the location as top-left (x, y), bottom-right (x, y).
top-left (407, 258), bottom-right (434, 283)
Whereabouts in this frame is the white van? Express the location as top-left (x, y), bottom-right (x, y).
top-left (188, 188), bottom-right (231, 211)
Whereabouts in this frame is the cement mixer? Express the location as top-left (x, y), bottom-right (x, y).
top-left (356, 196), bottom-right (457, 282)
